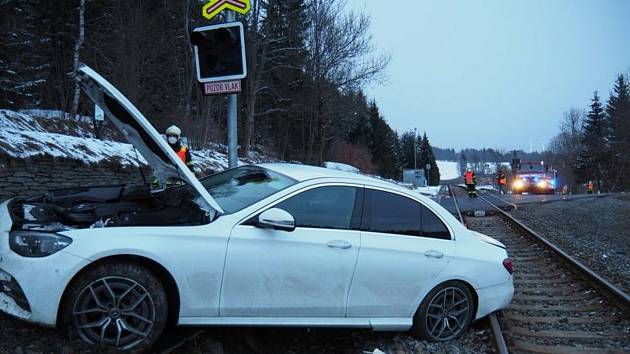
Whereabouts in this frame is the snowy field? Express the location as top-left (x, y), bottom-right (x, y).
top-left (436, 160), bottom-right (460, 180)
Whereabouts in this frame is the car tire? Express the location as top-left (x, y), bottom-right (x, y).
top-left (410, 281), bottom-right (474, 342)
top-left (61, 262), bottom-right (168, 353)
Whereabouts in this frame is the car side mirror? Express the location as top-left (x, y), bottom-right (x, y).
top-left (257, 208), bottom-right (295, 232)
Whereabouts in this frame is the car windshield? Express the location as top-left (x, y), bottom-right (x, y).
top-left (200, 166), bottom-right (296, 214)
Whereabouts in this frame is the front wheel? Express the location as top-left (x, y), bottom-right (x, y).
top-left (62, 262), bottom-right (168, 352)
top-left (410, 281), bottom-right (474, 342)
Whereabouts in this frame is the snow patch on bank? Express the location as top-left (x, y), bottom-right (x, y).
top-left (0, 128), bottom-right (145, 166)
top-left (0, 109), bottom-right (274, 172)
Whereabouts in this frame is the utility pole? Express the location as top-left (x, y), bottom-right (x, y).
top-left (226, 10), bottom-right (238, 169)
top-left (413, 128), bottom-right (417, 170)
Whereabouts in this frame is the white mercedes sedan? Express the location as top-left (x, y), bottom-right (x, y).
top-left (0, 66), bottom-right (513, 352)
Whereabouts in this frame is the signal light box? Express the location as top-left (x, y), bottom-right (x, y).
top-left (190, 22), bottom-right (247, 83)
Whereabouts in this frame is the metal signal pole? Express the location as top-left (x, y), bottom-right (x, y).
top-left (414, 128), bottom-right (417, 170)
top-left (226, 10), bottom-right (238, 168)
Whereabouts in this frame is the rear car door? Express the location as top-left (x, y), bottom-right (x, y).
top-left (220, 185), bottom-right (363, 317)
top-left (347, 188), bottom-right (454, 317)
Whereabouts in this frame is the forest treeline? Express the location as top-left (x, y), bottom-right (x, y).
top-left (433, 147), bottom-right (545, 165)
top-left (546, 73), bottom-right (630, 192)
top-left (1, 0), bottom-right (447, 183)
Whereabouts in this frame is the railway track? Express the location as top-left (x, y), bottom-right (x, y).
top-left (448, 186), bottom-right (630, 353)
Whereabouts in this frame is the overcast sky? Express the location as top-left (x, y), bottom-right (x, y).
top-left (348, 0), bottom-right (630, 151)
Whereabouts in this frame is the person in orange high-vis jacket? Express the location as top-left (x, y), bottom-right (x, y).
top-left (497, 169), bottom-right (507, 194)
top-left (151, 125), bottom-right (195, 189)
top-left (464, 168), bottom-right (477, 198)
top-left (165, 125), bottom-right (194, 171)
top-left (587, 180), bottom-right (593, 194)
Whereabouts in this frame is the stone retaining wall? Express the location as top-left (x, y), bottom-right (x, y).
top-left (0, 155), bottom-right (148, 200)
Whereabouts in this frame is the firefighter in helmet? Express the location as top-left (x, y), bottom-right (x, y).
top-left (587, 180), bottom-right (594, 194)
top-left (497, 169), bottom-right (507, 194)
top-left (464, 168), bottom-right (477, 198)
top-left (151, 125), bottom-right (194, 189)
top-left (165, 125), bottom-right (194, 171)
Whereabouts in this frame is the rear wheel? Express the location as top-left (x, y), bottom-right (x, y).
top-left (410, 281), bottom-right (474, 342)
top-left (62, 263), bottom-right (168, 352)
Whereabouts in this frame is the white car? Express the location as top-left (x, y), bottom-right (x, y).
top-left (0, 66), bottom-right (513, 352)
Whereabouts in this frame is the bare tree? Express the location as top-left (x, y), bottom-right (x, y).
top-left (548, 108), bottom-right (584, 192)
top-left (304, 0), bottom-right (389, 163)
top-left (70, 0), bottom-right (85, 120)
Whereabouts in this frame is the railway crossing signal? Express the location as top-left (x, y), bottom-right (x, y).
top-left (190, 22), bottom-right (247, 84)
top-left (195, 2), bottom-right (251, 168)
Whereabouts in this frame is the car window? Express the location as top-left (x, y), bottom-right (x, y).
top-left (367, 189), bottom-right (421, 236)
top-left (275, 186), bottom-right (357, 230)
top-left (366, 189), bottom-right (452, 240)
top-left (421, 205), bottom-right (451, 240)
top-left (201, 166), bottom-right (296, 213)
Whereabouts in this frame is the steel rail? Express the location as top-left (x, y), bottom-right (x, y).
top-left (447, 185), bottom-right (465, 226)
top-left (447, 185), bottom-right (509, 354)
top-left (478, 192), bottom-right (630, 308)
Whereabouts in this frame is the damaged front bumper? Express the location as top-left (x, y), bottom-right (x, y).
top-left (0, 199), bottom-right (89, 326)
top-left (0, 268), bottom-right (31, 320)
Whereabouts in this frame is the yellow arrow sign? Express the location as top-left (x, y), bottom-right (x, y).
top-left (202, 0), bottom-right (251, 20)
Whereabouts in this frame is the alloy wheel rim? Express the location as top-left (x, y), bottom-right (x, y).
top-left (72, 276), bottom-right (155, 350)
top-left (425, 287), bottom-right (470, 340)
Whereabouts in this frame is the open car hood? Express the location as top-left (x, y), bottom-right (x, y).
top-left (76, 64), bottom-right (224, 215)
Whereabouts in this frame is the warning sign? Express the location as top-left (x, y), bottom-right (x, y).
top-left (202, 0), bottom-right (251, 20)
top-left (203, 80), bottom-right (242, 95)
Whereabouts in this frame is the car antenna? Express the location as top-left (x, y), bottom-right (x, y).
top-left (132, 147), bottom-right (148, 187)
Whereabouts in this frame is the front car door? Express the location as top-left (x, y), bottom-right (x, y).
top-left (220, 185), bottom-right (363, 317)
top-left (347, 188), bottom-right (455, 318)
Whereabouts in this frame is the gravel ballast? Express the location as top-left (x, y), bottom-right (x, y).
top-left (509, 194), bottom-right (630, 294)
top-left (0, 313), bottom-right (496, 354)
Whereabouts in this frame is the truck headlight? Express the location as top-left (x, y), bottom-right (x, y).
top-left (9, 231), bottom-right (72, 258)
top-left (537, 180), bottom-right (548, 188)
top-left (513, 180), bottom-right (524, 189)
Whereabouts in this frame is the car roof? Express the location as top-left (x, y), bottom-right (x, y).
top-left (259, 163), bottom-right (420, 196)
top-left (259, 163), bottom-right (381, 182)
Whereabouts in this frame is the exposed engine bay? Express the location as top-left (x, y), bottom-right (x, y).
top-left (9, 184), bottom-right (211, 231)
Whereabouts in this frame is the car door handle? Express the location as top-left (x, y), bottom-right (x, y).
top-left (424, 250), bottom-right (444, 259)
top-left (327, 240), bottom-right (352, 249)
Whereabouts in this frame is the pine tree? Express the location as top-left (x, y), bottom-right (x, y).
top-left (576, 91), bottom-right (608, 191)
top-left (418, 133), bottom-right (440, 186)
top-left (367, 102), bottom-right (400, 179)
top-left (398, 130), bottom-right (416, 169)
top-left (255, 0), bottom-right (309, 158)
top-left (605, 74), bottom-right (630, 190)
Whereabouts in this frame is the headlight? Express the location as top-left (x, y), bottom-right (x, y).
top-left (537, 180), bottom-right (548, 188)
top-left (9, 231), bottom-right (72, 258)
top-left (513, 180), bottom-right (524, 189)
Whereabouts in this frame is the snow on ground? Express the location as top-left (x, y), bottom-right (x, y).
top-left (0, 128), bottom-right (145, 166)
top-left (477, 184), bottom-right (497, 191)
top-left (1, 110), bottom-right (48, 132)
top-left (413, 185), bottom-right (442, 196)
top-left (437, 160), bottom-right (460, 180)
top-left (0, 109), bottom-right (274, 172)
top-left (324, 161), bottom-right (360, 174)
top-left (18, 109), bottom-right (92, 122)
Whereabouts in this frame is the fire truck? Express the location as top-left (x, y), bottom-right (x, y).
top-left (511, 160), bottom-right (556, 195)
